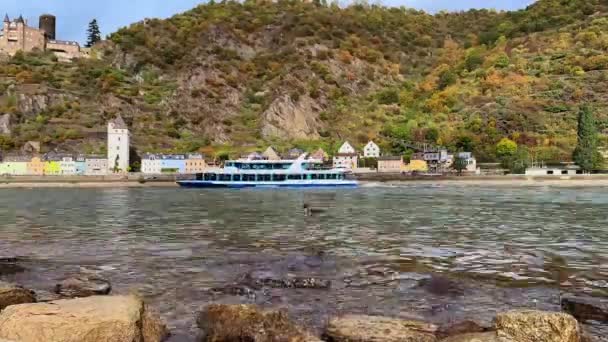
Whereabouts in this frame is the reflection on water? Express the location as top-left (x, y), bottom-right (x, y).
top-left (1, 186), bottom-right (607, 340)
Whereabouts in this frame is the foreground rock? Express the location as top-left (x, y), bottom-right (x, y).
top-left (0, 295), bottom-right (168, 342)
top-left (325, 315), bottom-right (437, 342)
top-left (440, 332), bottom-right (507, 342)
top-left (436, 321), bottom-right (491, 339)
top-left (495, 310), bottom-right (581, 342)
top-left (197, 304), bottom-right (320, 342)
top-left (0, 282), bottom-right (35, 311)
top-left (562, 295), bottom-right (608, 323)
top-left (54, 275), bottom-right (111, 298)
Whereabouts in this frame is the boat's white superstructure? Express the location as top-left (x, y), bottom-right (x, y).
top-left (177, 154), bottom-right (357, 188)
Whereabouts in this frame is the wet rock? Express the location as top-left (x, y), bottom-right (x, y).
top-left (440, 332), bottom-right (508, 342)
top-left (242, 272), bottom-right (330, 289)
top-left (417, 276), bottom-right (464, 296)
top-left (325, 315), bottom-right (437, 342)
top-left (209, 284), bottom-right (257, 298)
top-left (0, 282), bottom-right (36, 311)
top-left (0, 295), bottom-right (169, 342)
top-left (197, 304), bottom-right (320, 342)
top-left (54, 275), bottom-right (111, 298)
top-left (34, 290), bottom-right (62, 303)
top-left (495, 310), bottom-right (581, 342)
top-left (561, 295), bottom-right (608, 323)
top-left (436, 321), bottom-right (490, 339)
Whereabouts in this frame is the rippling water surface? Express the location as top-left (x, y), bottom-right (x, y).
top-left (1, 186), bottom-right (607, 340)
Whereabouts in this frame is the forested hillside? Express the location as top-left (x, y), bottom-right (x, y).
top-left (0, 0), bottom-right (607, 162)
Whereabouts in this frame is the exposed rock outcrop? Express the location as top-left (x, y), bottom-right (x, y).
top-left (495, 310), bottom-right (581, 342)
top-left (562, 295), bottom-right (608, 323)
top-left (197, 304), bottom-right (320, 342)
top-left (54, 275), bottom-right (112, 298)
top-left (0, 295), bottom-right (168, 342)
top-left (0, 114), bottom-right (10, 135)
top-left (0, 282), bottom-right (35, 311)
top-left (324, 315), bottom-right (437, 342)
top-left (436, 321), bottom-right (490, 339)
top-left (241, 271), bottom-right (331, 290)
top-left (261, 94), bottom-right (321, 140)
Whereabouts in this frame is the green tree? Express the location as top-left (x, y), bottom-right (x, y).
top-left (86, 19), bottom-right (102, 48)
top-left (573, 106), bottom-right (602, 172)
top-left (438, 68), bottom-right (457, 89)
top-left (453, 155), bottom-right (468, 175)
top-left (496, 137), bottom-right (517, 158)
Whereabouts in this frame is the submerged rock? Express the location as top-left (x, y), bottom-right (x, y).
top-left (209, 284), bottom-right (257, 298)
top-left (436, 321), bottom-right (490, 339)
top-left (197, 304), bottom-right (320, 342)
top-left (0, 282), bottom-right (35, 311)
top-left (54, 275), bottom-right (111, 298)
top-left (417, 276), bottom-right (464, 296)
top-left (440, 332), bottom-right (508, 342)
top-left (0, 258), bottom-right (25, 276)
top-left (34, 290), bottom-right (62, 303)
top-left (562, 295), bottom-right (608, 323)
top-left (242, 272), bottom-right (330, 290)
top-left (324, 315), bottom-right (437, 342)
top-left (0, 295), bottom-right (168, 342)
top-left (495, 310), bottom-right (581, 342)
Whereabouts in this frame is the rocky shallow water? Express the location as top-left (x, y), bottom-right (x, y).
top-left (0, 186), bottom-right (607, 340)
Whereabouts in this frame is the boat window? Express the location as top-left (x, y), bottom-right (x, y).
top-left (196, 173), bottom-right (203, 180)
top-left (288, 175), bottom-right (302, 180)
top-left (219, 174), bottom-right (231, 181)
top-left (233, 174), bottom-right (241, 181)
top-left (318, 174), bottom-right (326, 180)
top-left (243, 174), bottom-right (256, 181)
top-left (225, 162), bottom-right (234, 167)
top-left (241, 163), bottom-right (250, 170)
top-left (311, 174), bottom-right (318, 180)
top-left (337, 174), bottom-right (343, 180)
top-left (273, 174), bottom-right (286, 181)
top-left (258, 174), bottom-right (271, 181)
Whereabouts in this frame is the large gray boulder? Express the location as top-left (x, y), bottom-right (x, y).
top-left (0, 282), bottom-right (35, 311)
top-left (0, 295), bottom-right (168, 342)
top-left (325, 315), bottom-right (437, 342)
top-left (495, 310), bottom-right (581, 342)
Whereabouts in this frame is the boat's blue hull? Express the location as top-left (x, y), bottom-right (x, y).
top-left (176, 180), bottom-right (358, 188)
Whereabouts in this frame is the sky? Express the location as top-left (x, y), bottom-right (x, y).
top-left (3, 0), bottom-right (535, 44)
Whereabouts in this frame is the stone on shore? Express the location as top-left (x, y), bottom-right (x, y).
top-left (242, 272), bottom-right (331, 289)
top-left (0, 258), bottom-right (25, 276)
top-left (0, 295), bottom-right (168, 342)
top-left (325, 315), bottom-right (437, 342)
top-left (561, 295), bottom-right (608, 323)
top-left (0, 282), bottom-right (35, 311)
top-left (440, 332), bottom-right (508, 342)
top-left (54, 275), bottom-right (111, 298)
top-left (495, 310), bottom-right (581, 342)
top-left (436, 320), bottom-right (489, 339)
top-left (197, 304), bottom-right (321, 342)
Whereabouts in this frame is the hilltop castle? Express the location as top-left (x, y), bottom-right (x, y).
top-left (0, 14), bottom-right (88, 61)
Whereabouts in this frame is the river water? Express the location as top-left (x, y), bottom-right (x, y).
top-left (0, 185), bottom-right (607, 340)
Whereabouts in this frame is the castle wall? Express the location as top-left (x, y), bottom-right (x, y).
top-left (47, 40), bottom-right (82, 61)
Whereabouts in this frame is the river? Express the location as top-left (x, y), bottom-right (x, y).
top-left (0, 185), bottom-right (607, 340)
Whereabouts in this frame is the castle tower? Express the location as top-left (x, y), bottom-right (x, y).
top-left (39, 14), bottom-right (56, 40)
top-left (107, 115), bottom-right (130, 173)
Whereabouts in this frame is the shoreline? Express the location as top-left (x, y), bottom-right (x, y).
top-left (2, 174), bottom-right (608, 188)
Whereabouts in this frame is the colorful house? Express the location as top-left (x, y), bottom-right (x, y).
top-left (309, 148), bottom-right (329, 162)
top-left (377, 156), bottom-right (404, 172)
top-left (59, 155), bottom-right (77, 175)
top-left (75, 156), bottom-right (86, 175)
top-left (0, 155), bottom-right (28, 175)
top-left (406, 159), bottom-right (429, 172)
top-left (85, 156), bottom-right (108, 175)
top-left (363, 141), bottom-right (380, 158)
top-left (27, 156), bottom-right (45, 175)
top-left (262, 147), bottom-right (281, 161)
top-left (141, 154), bottom-right (162, 174)
top-left (185, 153), bottom-right (206, 174)
top-left (160, 154), bottom-right (186, 173)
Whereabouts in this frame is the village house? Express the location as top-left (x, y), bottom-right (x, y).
top-left (333, 141), bottom-right (358, 169)
top-left (338, 141), bottom-right (356, 154)
top-left (185, 153), bottom-right (206, 174)
top-left (0, 155), bottom-right (28, 175)
top-left (262, 147), bottom-right (281, 161)
top-left (59, 155), bottom-right (77, 175)
top-left (43, 153), bottom-right (62, 175)
top-left (141, 154), bottom-right (162, 174)
top-left (27, 156), bottom-right (45, 175)
top-left (525, 165), bottom-right (582, 176)
top-left (160, 154), bottom-right (186, 173)
top-left (309, 148), bottom-right (329, 162)
top-left (285, 148), bottom-right (305, 160)
top-left (363, 141), bottom-right (380, 158)
top-left (378, 156), bottom-right (404, 173)
top-left (85, 156), bottom-right (108, 176)
top-left (455, 152), bottom-right (478, 173)
top-left (74, 155), bottom-right (86, 175)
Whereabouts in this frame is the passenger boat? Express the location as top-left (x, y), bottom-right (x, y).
top-left (177, 155), bottom-right (358, 188)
